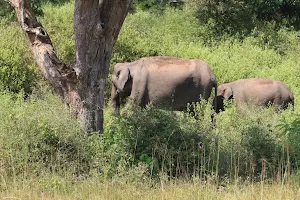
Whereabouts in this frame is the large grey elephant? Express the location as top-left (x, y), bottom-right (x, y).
top-left (213, 78), bottom-right (294, 113)
top-left (111, 56), bottom-right (217, 113)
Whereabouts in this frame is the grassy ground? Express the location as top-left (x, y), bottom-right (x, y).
top-left (1, 180), bottom-right (300, 200)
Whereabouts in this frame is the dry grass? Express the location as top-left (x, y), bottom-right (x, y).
top-left (1, 179), bottom-right (300, 200)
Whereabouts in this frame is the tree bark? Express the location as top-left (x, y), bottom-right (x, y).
top-left (8, 0), bottom-right (132, 133)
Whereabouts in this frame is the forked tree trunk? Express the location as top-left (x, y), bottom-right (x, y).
top-left (8, 0), bottom-right (132, 133)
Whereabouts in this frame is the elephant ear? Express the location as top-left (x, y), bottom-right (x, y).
top-left (222, 87), bottom-right (233, 99)
top-left (118, 68), bottom-right (131, 91)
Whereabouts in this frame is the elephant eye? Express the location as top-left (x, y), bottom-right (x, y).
top-left (116, 70), bottom-right (121, 78)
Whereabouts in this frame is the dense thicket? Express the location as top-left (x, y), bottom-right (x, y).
top-left (190, 0), bottom-right (300, 34)
top-left (0, 1), bottom-right (300, 187)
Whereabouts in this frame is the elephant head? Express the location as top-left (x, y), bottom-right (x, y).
top-left (213, 84), bottom-right (233, 113)
top-left (218, 84), bottom-right (233, 99)
top-left (111, 63), bottom-right (133, 113)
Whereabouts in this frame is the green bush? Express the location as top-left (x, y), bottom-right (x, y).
top-left (132, 0), bottom-right (169, 13)
top-left (103, 102), bottom-right (215, 178)
top-left (0, 90), bottom-right (297, 183)
top-left (102, 101), bottom-right (297, 181)
top-left (214, 105), bottom-right (289, 179)
top-left (41, 2), bottom-right (75, 62)
top-left (192, 0), bottom-right (254, 34)
top-left (0, 23), bottom-right (38, 94)
top-left (278, 114), bottom-right (300, 169)
top-left (0, 93), bottom-right (102, 180)
top-left (131, 0), bottom-right (184, 13)
top-left (189, 0), bottom-right (300, 34)
top-left (0, 0), bottom-right (72, 21)
top-left (0, 1), bottom-right (14, 21)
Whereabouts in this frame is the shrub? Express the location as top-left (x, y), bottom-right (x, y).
top-left (132, 0), bottom-right (169, 13)
top-left (278, 114), bottom-right (300, 170)
top-left (189, 0), bottom-right (300, 34)
top-left (103, 102), bottom-right (215, 178)
top-left (213, 105), bottom-right (294, 180)
top-left (0, 93), bottom-right (103, 180)
top-left (0, 23), bottom-right (38, 94)
top-left (192, 0), bottom-right (254, 34)
top-left (0, 0), bottom-right (72, 21)
top-left (130, 0), bottom-right (184, 13)
top-left (41, 2), bottom-right (75, 62)
top-left (101, 99), bottom-right (299, 182)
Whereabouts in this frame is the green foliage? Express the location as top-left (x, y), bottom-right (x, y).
top-left (189, 0), bottom-right (300, 35)
top-left (0, 93), bottom-right (102, 180)
top-left (103, 102), bottom-right (214, 178)
top-left (131, 0), bottom-right (184, 13)
top-left (132, 0), bottom-right (169, 12)
top-left (40, 2), bottom-right (75, 62)
top-left (0, 1), bottom-right (14, 21)
top-left (0, 0), bottom-right (71, 21)
top-left (0, 23), bottom-right (38, 94)
top-left (1, 2), bottom-right (300, 187)
top-left (0, 89), bottom-right (299, 186)
top-left (214, 106), bottom-right (289, 178)
top-left (278, 114), bottom-right (300, 168)
top-left (192, 0), bottom-right (254, 34)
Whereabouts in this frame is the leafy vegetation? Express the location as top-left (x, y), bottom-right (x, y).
top-left (0, 0), bottom-right (71, 20)
top-left (0, 22), bottom-right (38, 94)
top-left (1, 1), bottom-right (300, 197)
top-left (189, 0), bottom-right (300, 35)
top-left (2, 180), bottom-right (300, 199)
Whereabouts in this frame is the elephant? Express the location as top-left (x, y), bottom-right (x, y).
top-left (111, 56), bottom-right (217, 113)
top-left (213, 78), bottom-right (294, 113)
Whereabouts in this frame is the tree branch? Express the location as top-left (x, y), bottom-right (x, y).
top-left (8, 0), bottom-right (77, 100)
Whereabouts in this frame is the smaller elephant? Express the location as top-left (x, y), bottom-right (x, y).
top-left (213, 78), bottom-right (294, 113)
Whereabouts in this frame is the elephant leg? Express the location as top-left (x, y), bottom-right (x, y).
top-left (130, 87), bottom-right (146, 107)
top-left (129, 74), bottom-right (147, 107)
top-left (274, 105), bottom-right (281, 113)
top-left (273, 98), bottom-right (283, 112)
top-left (279, 100), bottom-right (292, 111)
top-left (130, 93), bottom-right (142, 106)
top-left (202, 85), bottom-right (213, 101)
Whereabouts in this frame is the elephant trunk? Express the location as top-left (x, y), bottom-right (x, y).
top-left (214, 83), bottom-right (218, 113)
top-left (290, 93), bottom-right (295, 111)
top-left (111, 84), bottom-right (120, 114)
top-left (213, 83), bottom-right (223, 113)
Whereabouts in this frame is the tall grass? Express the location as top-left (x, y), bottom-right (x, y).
top-left (0, 93), bottom-right (298, 187)
top-left (2, 179), bottom-right (300, 199)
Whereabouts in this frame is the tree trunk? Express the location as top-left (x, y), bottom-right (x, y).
top-left (8, 0), bottom-right (132, 133)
